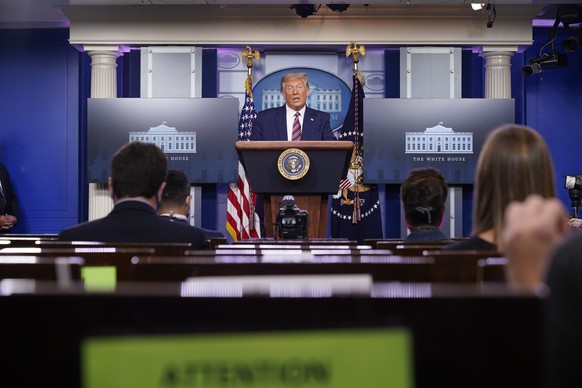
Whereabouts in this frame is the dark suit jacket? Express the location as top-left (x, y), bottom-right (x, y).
top-left (250, 105), bottom-right (335, 141)
top-left (58, 200), bottom-right (207, 249)
top-left (0, 162), bottom-right (19, 219)
top-left (159, 214), bottom-right (225, 239)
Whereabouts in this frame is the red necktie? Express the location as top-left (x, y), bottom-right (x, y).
top-left (292, 112), bottom-right (301, 141)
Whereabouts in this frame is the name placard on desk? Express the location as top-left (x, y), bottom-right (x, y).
top-left (83, 328), bottom-right (413, 388)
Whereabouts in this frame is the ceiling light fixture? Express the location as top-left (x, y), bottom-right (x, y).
top-left (471, 3), bottom-right (484, 11)
top-left (327, 4), bottom-right (350, 12)
top-left (290, 4), bottom-right (321, 18)
top-left (486, 4), bottom-right (496, 28)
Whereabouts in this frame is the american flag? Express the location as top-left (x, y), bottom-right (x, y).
top-left (330, 72), bottom-right (383, 243)
top-left (226, 77), bottom-right (261, 240)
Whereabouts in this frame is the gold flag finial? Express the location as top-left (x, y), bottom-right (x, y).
top-left (345, 42), bottom-right (366, 69)
top-left (242, 46), bottom-right (260, 76)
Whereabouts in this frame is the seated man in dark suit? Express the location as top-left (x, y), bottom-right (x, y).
top-left (58, 141), bottom-right (207, 249)
top-left (159, 169), bottom-right (224, 239)
top-left (0, 161), bottom-right (19, 233)
top-left (250, 72), bottom-right (336, 141)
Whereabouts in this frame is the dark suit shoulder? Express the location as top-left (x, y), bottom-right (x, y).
top-left (58, 202), bottom-right (208, 249)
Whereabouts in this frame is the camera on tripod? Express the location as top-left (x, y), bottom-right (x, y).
top-left (276, 195), bottom-right (308, 239)
top-left (564, 175), bottom-right (582, 218)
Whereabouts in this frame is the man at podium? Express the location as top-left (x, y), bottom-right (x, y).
top-left (250, 72), bottom-right (335, 141)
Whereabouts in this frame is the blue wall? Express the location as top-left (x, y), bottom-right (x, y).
top-left (1, 27), bottom-right (581, 235)
top-left (0, 29), bottom-right (80, 233)
top-left (523, 27), bottom-right (582, 217)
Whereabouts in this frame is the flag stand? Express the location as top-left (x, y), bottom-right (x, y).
top-left (226, 46), bottom-right (262, 241)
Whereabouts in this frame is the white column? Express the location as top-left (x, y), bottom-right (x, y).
top-left (482, 48), bottom-right (516, 99)
top-left (87, 47), bottom-right (121, 98)
top-left (85, 45), bottom-right (122, 220)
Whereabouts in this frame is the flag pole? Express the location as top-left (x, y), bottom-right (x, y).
top-left (242, 46), bottom-right (260, 94)
top-left (345, 42), bottom-right (366, 223)
top-left (241, 46), bottom-right (260, 233)
top-left (226, 46), bottom-right (262, 240)
top-left (346, 41), bottom-right (365, 72)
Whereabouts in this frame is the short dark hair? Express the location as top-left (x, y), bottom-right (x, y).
top-left (111, 141), bottom-right (167, 198)
top-left (401, 167), bottom-right (448, 227)
top-left (162, 170), bottom-right (190, 207)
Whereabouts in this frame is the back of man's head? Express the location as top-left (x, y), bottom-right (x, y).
top-left (111, 141), bottom-right (167, 199)
top-left (162, 170), bottom-right (190, 208)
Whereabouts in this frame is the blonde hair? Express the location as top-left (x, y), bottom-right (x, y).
top-left (473, 124), bottom-right (556, 247)
top-left (280, 72), bottom-right (310, 93)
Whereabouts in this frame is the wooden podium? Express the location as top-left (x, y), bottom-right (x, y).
top-left (235, 141), bottom-right (353, 239)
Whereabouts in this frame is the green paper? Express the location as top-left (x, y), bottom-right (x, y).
top-left (81, 266), bottom-right (116, 291)
top-left (83, 328), bottom-right (413, 388)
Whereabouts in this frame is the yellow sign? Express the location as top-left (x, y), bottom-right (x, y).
top-left (83, 328), bottom-right (413, 388)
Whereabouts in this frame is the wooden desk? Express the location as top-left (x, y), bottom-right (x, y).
top-left (0, 256), bottom-right (82, 281)
top-left (131, 255), bottom-right (434, 283)
top-left (0, 282), bottom-right (543, 388)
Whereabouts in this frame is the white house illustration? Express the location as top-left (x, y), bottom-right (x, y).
top-left (261, 82), bottom-right (342, 112)
top-left (129, 122), bottom-right (196, 154)
top-left (405, 122), bottom-right (473, 154)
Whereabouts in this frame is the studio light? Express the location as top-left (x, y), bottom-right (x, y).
top-left (564, 175), bottom-right (582, 218)
top-left (522, 52), bottom-right (568, 76)
top-left (471, 2), bottom-right (495, 28)
top-left (327, 4), bottom-right (350, 12)
top-left (523, 5), bottom-right (574, 76)
top-left (563, 32), bottom-right (582, 52)
top-left (471, 2), bottom-right (484, 11)
top-left (290, 4), bottom-right (320, 18)
top-left (486, 3), bottom-right (496, 28)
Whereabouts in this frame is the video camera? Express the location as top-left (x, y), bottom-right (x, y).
top-left (522, 52), bottom-right (568, 76)
top-left (564, 175), bottom-right (582, 218)
top-left (276, 195), bottom-right (308, 239)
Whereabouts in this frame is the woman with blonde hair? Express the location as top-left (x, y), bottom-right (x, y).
top-left (447, 124), bottom-right (556, 251)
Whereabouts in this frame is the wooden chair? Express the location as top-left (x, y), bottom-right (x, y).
top-left (0, 247), bottom-right (155, 281)
top-left (477, 257), bottom-right (507, 283)
top-left (364, 238), bottom-right (404, 249)
top-left (390, 244), bottom-right (449, 256)
top-left (28, 241), bottom-right (193, 256)
top-left (130, 254), bottom-right (434, 283)
top-left (0, 234), bottom-right (59, 247)
top-left (207, 237), bottom-right (227, 249)
top-left (181, 246), bottom-right (388, 262)
top-left (423, 250), bottom-right (502, 283)
top-left (225, 239), bottom-right (365, 251)
top-left (375, 239), bottom-right (453, 252)
top-left (0, 256), bottom-right (83, 282)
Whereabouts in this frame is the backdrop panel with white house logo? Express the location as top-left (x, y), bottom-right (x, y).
top-left (87, 98), bottom-right (240, 184)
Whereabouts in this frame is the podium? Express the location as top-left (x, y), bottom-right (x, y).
top-left (235, 141), bottom-right (353, 238)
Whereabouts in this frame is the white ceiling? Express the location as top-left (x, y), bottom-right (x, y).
top-left (0, 0), bottom-right (579, 28)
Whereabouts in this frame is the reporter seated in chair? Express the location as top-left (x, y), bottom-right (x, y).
top-left (58, 142), bottom-right (208, 249)
top-left (159, 169), bottom-right (224, 240)
top-left (401, 167), bottom-right (449, 242)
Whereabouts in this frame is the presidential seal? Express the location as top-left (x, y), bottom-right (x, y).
top-left (277, 148), bottom-right (310, 180)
